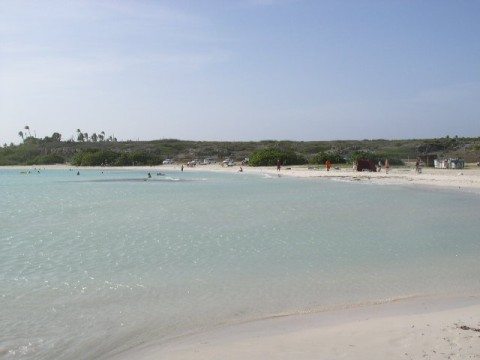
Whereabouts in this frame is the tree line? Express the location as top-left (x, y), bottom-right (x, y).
top-left (15, 125), bottom-right (117, 146)
top-left (3, 129), bottom-right (479, 166)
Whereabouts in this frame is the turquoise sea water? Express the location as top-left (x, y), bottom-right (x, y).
top-left (1, 168), bottom-right (480, 359)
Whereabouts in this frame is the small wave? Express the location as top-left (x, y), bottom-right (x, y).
top-left (85, 178), bottom-right (149, 183)
top-left (263, 173), bottom-right (281, 179)
top-left (79, 177), bottom-right (191, 183)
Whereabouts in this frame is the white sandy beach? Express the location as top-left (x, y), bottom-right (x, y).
top-left (4, 164), bottom-right (480, 359)
top-left (117, 295), bottom-right (480, 360)
top-left (205, 164), bottom-right (480, 194)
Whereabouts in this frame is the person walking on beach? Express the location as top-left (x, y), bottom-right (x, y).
top-left (277, 159), bottom-right (281, 172)
top-left (415, 159), bottom-right (420, 173)
top-left (378, 160), bottom-right (382, 172)
top-left (385, 159), bottom-right (390, 174)
top-left (326, 160), bottom-right (331, 172)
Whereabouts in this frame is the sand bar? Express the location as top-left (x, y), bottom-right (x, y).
top-left (115, 295), bottom-right (480, 360)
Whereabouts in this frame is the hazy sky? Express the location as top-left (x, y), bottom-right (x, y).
top-left (1, 0), bottom-right (479, 145)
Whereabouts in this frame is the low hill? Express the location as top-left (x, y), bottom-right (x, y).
top-left (1, 136), bottom-right (479, 166)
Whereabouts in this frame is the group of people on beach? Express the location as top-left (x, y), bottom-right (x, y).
top-left (140, 157), bottom-right (423, 177)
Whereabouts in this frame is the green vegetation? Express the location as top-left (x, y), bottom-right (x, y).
top-left (70, 149), bottom-right (162, 166)
top-left (1, 129), bottom-right (480, 167)
top-left (0, 142), bottom-right (65, 165)
top-left (249, 148), bottom-right (307, 166)
top-left (310, 153), bottom-right (346, 165)
top-left (349, 152), bottom-right (404, 166)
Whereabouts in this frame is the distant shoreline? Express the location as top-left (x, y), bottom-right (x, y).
top-left (3, 163), bottom-right (480, 194)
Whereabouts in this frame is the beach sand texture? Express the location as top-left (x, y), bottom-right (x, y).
top-left (118, 297), bottom-right (480, 360)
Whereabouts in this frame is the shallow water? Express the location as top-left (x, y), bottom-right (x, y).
top-left (1, 168), bottom-right (479, 359)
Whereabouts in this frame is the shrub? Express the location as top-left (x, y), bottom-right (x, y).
top-left (71, 150), bottom-right (119, 166)
top-left (71, 149), bottom-right (163, 166)
top-left (310, 153), bottom-right (346, 165)
top-left (29, 154), bottom-right (65, 165)
top-left (249, 148), bottom-right (307, 166)
top-left (350, 151), bottom-right (403, 166)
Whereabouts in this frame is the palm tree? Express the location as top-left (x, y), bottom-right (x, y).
top-left (76, 129), bottom-right (81, 142)
top-left (24, 126), bottom-right (31, 137)
top-left (18, 131), bottom-right (24, 141)
top-left (76, 129), bottom-right (84, 142)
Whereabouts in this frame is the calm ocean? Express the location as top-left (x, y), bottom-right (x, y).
top-left (1, 168), bottom-right (479, 359)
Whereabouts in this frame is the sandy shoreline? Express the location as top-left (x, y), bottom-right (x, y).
top-left (112, 295), bottom-right (480, 360)
top-left (4, 163), bottom-right (480, 194)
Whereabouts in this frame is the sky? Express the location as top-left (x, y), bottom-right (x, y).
top-left (1, 0), bottom-right (479, 145)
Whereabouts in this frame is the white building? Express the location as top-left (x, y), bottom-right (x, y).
top-left (434, 158), bottom-right (464, 169)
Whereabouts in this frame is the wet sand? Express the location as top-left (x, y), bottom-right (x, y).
top-left (116, 295), bottom-right (480, 360)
